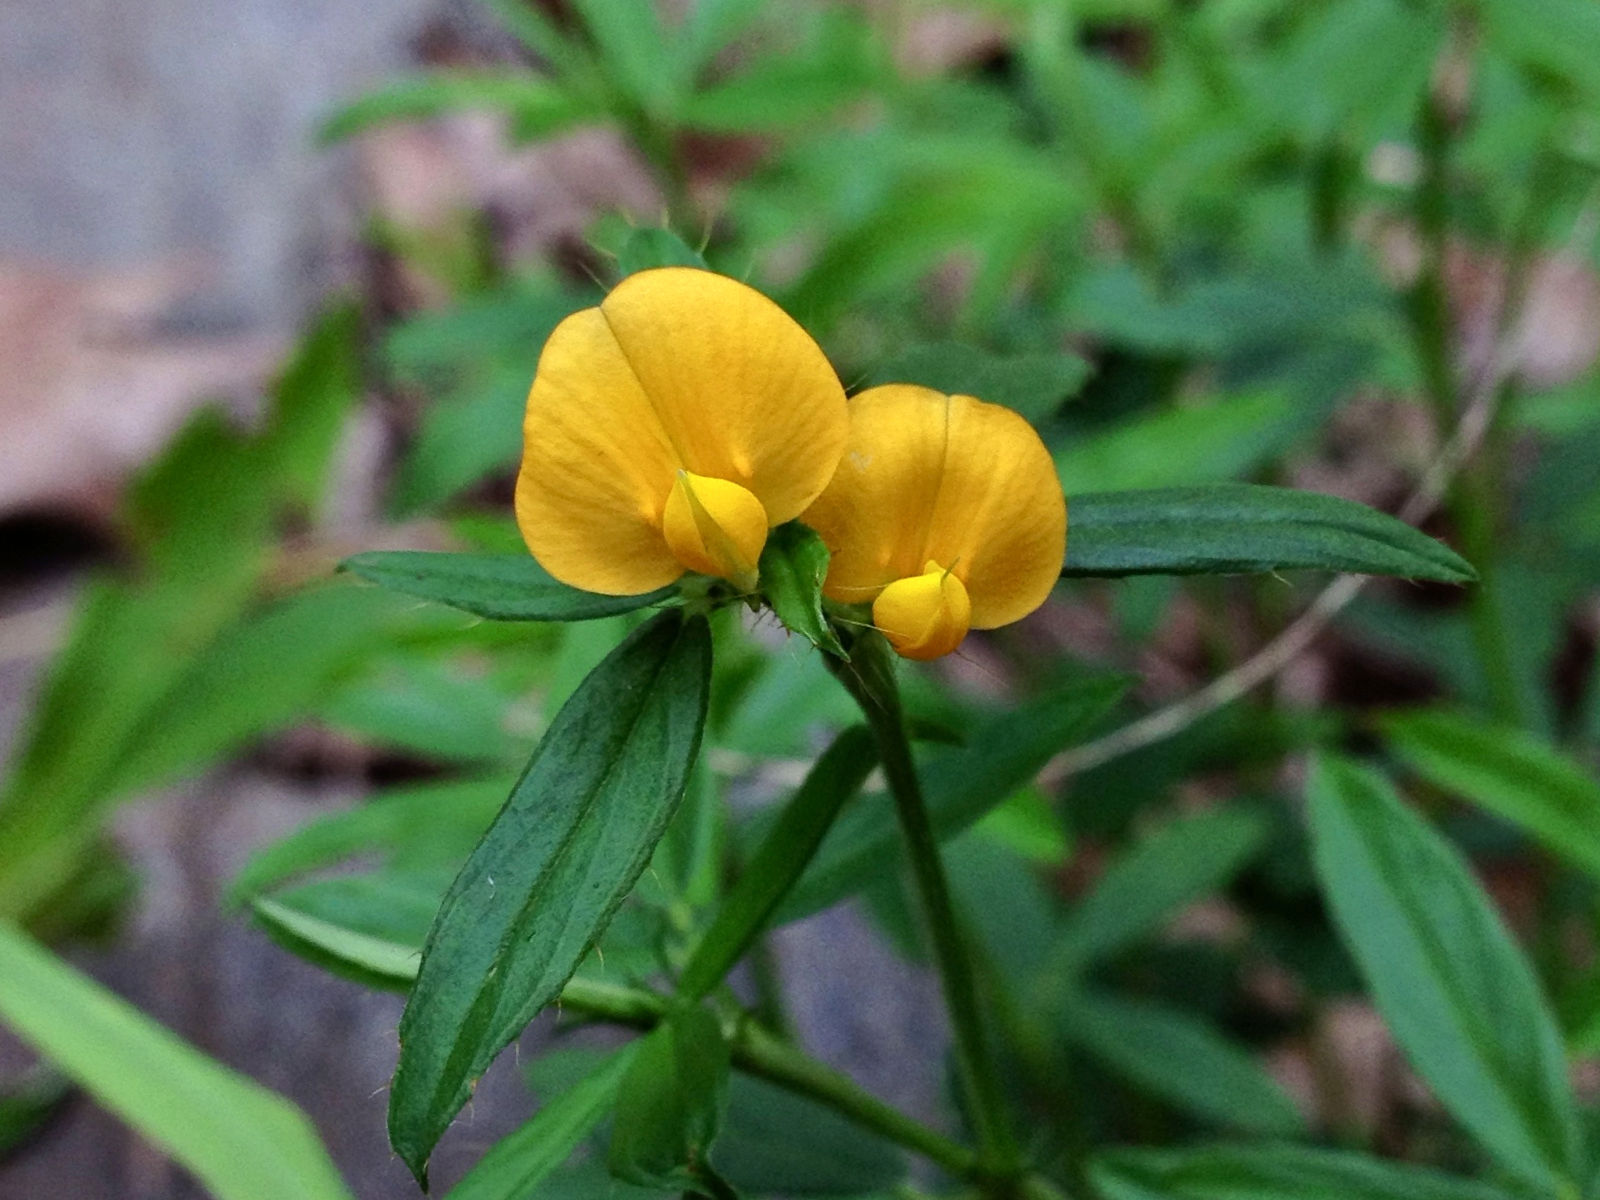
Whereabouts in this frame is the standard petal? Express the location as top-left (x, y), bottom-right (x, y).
top-left (598, 268), bottom-right (849, 524)
top-left (805, 385), bottom-right (1065, 628)
top-left (515, 306), bottom-right (683, 596)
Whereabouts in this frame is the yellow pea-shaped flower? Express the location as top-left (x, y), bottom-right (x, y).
top-left (802, 385), bottom-right (1066, 660)
top-left (516, 268), bottom-right (849, 595)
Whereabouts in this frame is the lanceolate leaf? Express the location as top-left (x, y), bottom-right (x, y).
top-left (1307, 755), bottom-right (1580, 1193)
top-left (1061, 485), bottom-right (1475, 582)
top-left (777, 676), bottom-right (1126, 922)
top-left (679, 726), bottom-right (876, 999)
top-left (388, 611), bottom-right (712, 1184)
top-left (1380, 707), bottom-right (1600, 882)
top-left (0, 923), bottom-right (351, 1200)
top-left (1091, 1143), bottom-right (1518, 1200)
top-left (341, 551), bottom-right (677, 621)
top-left (446, 1044), bottom-right (639, 1200)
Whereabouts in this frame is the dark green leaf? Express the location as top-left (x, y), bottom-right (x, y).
top-left (1066, 992), bottom-right (1303, 1135)
top-left (342, 551), bottom-right (677, 621)
top-left (318, 73), bottom-right (587, 143)
top-left (1381, 708), bottom-right (1600, 881)
top-left (1052, 808), bottom-right (1272, 969)
top-left (1062, 486), bottom-right (1476, 582)
top-left (608, 1007), bottom-right (731, 1192)
top-left (777, 677), bottom-right (1126, 922)
top-left (1091, 1143), bottom-right (1519, 1200)
top-left (679, 727), bottom-right (876, 999)
top-left (759, 523), bottom-right (846, 658)
top-left (714, 1073), bottom-right (905, 1197)
top-left (1307, 755), bottom-right (1580, 1192)
top-left (0, 1067), bottom-right (70, 1157)
top-left (0, 923), bottom-right (352, 1200)
top-left (388, 611), bottom-right (711, 1184)
top-left (866, 344), bottom-right (1092, 425)
top-left (446, 1044), bottom-right (638, 1200)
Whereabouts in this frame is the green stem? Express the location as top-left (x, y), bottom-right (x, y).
top-left (827, 639), bottom-right (1020, 1185)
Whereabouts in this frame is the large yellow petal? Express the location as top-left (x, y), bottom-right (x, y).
top-left (596, 268), bottom-right (848, 523)
top-left (805, 384), bottom-right (1066, 629)
top-left (515, 306), bottom-right (682, 595)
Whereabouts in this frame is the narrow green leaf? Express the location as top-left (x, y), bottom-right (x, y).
top-left (318, 72), bottom-right (586, 143)
top-left (252, 895), bottom-right (420, 990)
top-left (341, 550), bottom-right (677, 621)
top-left (446, 1044), bottom-right (639, 1200)
top-left (1381, 707), bottom-right (1600, 881)
top-left (777, 677), bottom-right (1127, 922)
top-left (1062, 485), bottom-right (1476, 582)
top-left (1308, 755), bottom-right (1580, 1192)
top-left (0, 922), bottom-right (352, 1200)
top-left (714, 1073), bottom-right (906, 1196)
top-left (1052, 808), bottom-right (1271, 969)
top-left (759, 523), bottom-right (846, 659)
top-left (389, 611), bottom-right (712, 1184)
top-left (866, 344), bottom-right (1092, 425)
top-left (1091, 1143), bottom-right (1518, 1200)
top-left (608, 1007), bottom-right (731, 1192)
top-left (679, 727), bottom-right (876, 999)
top-left (1066, 992), bottom-right (1303, 1136)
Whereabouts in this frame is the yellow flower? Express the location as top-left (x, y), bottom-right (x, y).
top-left (803, 384), bottom-right (1067, 660)
top-left (516, 268), bottom-right (849, 595)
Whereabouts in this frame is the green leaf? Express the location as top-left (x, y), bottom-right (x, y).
top-left (608, 1007), bottom-right (731, 1192)
top-left (388, 366), bottom-right (527, 517)
top-left (1056, 390), bottom-right (1307, 494)
top-left (388, 611), bottom-right (712, 1184)
top-left (866, 344), bottom-right (1092, 425)
top-left (1091, 1143), bottom-right (1519, 1200)
top-left (320, 660), bottom-right (519, 764)
top-left (714, 1074), bottom-right (905, 1197)
top-left (1307, 755), bottom-right (1580, 1192)
top-left (1381, 707), bottom-right (1600, 882)
top-left (0, 922), bottom-right (352, 1200)
top-left (1051, 808), bottom-right (1272, 969)
top-left (317, 72), bottom-right (587, 143)
top-left (616, 227), bottom-right (710, 276)
top-left (263, 303), bottom-right (365, 516)
top-left (1062, 485), bottom-right (1476, 582)
top-left (445, 1044), bottom-right (638, 1200)
top-left (759, 523), bottom-right (846, 659)
top-left (679, 726), bottom-right (876, 999)
top-left (342, 550), bottom-right (677, 621)
top-left (1066, 992), bottom-right (1303, 1136)
top-left (777, 677), bottom-right (1127, 922)
top-left (0, 1067), bottom-right (69, 1157)
top-left (252, 895), bottom-right (420, 990)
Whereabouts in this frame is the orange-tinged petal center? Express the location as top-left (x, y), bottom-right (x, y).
top-left (662, 471), bottom-right (768, 592)
top-left (872, 560), bottom-right (972, 661)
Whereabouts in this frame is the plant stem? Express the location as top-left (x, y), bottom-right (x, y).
top-left (828, 639), bottom-right (1021, 1186)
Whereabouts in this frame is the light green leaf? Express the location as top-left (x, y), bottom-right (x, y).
top-left (1066, 993), bottom-right (1303, 1136)
top-left (1091, 1142), bottom-right (1519, 1200)
top-left (1381, 707), bottom-right (1600, 881)
top-left (388, 611), bottom-right (712, 1184)
top-left (679, 727), bottom-right (876, 999)
top-left (446, 1044), bottom-right (639, 1200)
top-left (608, 1007), bottom-right (731, 1192)
top-left (759, 522), bottom-right (846, 659)
top-left (342, 550), bottom-right (678, 621)
top-left (0, 922), bottom-right (351, 1200)
top-left (1061, 485), bottom-right (1476, 582)
top-left (778, 677), bottom-right (1127, 922)
top-left (318, 72), bottom-right (588, 143)
top-left (1308, 755), bottom-right (1580, 1193)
